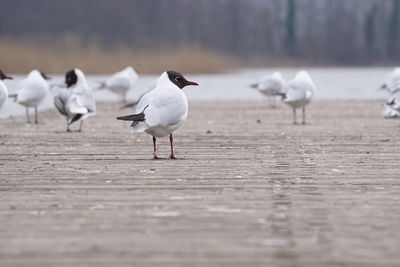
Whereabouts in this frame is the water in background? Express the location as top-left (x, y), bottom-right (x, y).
top-left (0, 68), bottom-right (391, 119)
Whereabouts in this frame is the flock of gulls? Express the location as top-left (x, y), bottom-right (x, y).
top-left (251, 70), bottom-right (317, 124)
top-left (0, 67), bottom-right (399, 159)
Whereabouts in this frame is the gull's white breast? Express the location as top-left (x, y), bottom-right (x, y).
top-left (16, 72), bottom-right (49, 107)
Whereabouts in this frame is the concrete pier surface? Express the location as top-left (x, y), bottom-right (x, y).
top-left (1, 101), bottom-right (400, 267)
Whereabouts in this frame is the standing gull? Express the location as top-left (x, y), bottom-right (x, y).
top-left (9, 70), bottom-right (51, 124)
top-left (250, 72), bottom-right (286, 107)
top-left (0, 70), bottom-right (13, 110)
top-left (282, 71), bottom-right (317, 125)
top-left (54, 69), bottom-right (96, 132)
top-left (117, 70), bottom-right (198, 159)
top-left (99, 66), bottom-right (139, 103)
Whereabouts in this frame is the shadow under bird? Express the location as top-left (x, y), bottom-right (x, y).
top-left (117, 70), bottom-right (198, 159)
top-left (0, 70), bottom-right (13, 110)
top-left (282, 71), bottom-right (317, 125)
top-left (53, 69), bottom-right (96, 132)
top-left (9, 70), bottom-right (51, 124)
top-left (98, 66), bottom-right (139, 103)
top-left (250, 71), bottom-right (286, 107)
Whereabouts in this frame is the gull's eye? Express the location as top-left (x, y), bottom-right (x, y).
top-left (175, 77), bottom-right (182, 82)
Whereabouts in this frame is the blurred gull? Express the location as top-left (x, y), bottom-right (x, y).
top-left (0, 70), bottom-right (13, 110)
top-left (99, 66), bottom-right (139, 103)
top-left (250, 72), bottom-right (286, 107)
top-left (9, 70), bottom-right (51, 124)
top-left (382, 103), bottom-right (400, 119)
top-left (282, 71), bottom-right (317, 125)
top-left (380, 68), bottom-right (400, 118)
top-left (380, 67), bottom-right (400, 94)
top-left (117, 70), bottom-right (198, 159)
top-left (54, 69), bottom-right (96, 132)
top-left (386, 91), bottom-right (400, 118)
top-left (121, 83), bottom-right (156, 110)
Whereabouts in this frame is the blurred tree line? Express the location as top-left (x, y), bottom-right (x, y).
top-left (1, 0), bottom-right (400, 65)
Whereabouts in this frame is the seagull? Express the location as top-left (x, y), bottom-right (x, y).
top-left (379, 68), bottom-right (400, 118)
top-left (380, 68), bottom-right (400, 94)
top-left (116, 70), bottom-right (198, 159)
top-left (9, 70), bottom-right (51, 123)
top-left (250, 72), bottom-right (286, 107)
top-left (0, 70), bottom-right (13, 110)
top-left (282, 71), bottom-right (317, 125)
top-left (54, 69), bottom-right (96, 132)
top-left (99, 67), bottom-right (139, 103)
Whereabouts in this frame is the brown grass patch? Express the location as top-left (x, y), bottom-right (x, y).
top-left (0, 37), bottom-right (242, 74)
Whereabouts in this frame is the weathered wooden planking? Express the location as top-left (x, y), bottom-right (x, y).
top-left (0, 101), bottom-right (400, 267)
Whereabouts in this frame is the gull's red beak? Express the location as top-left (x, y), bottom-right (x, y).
top-left (5, 75), bottom-right (13, 80)
top-left (186, 80), bottom-right (199, 86)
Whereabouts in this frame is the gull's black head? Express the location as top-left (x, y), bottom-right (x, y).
top-left (40, 71), bottom-right (51, 80)
top-left (65, 69), bottom-right (78, 88)
top-left (0, 70), bottom-right (13, 80)
top-left (167, 70), bottom-right (199, 89)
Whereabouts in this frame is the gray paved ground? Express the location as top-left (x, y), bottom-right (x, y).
top-left (1, 101), bottom-right (400, 267)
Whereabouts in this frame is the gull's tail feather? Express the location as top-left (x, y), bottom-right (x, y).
top-left (116, 105), bottom-right (149, 127)
top-left (116, 113), bottom-right (145, 122)
top-left (68, 114), bottom-right (83, 125)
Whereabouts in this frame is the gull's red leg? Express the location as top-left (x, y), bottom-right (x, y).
top-left (169, 133), bottom-right (177, 159)
top-left (153, 136), bottom-right (160, 160)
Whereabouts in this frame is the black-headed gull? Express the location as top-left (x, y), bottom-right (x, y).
top-left (282, 71), bottom-right (316, 125)
top-left (9, 70), bottom-right (51, 124)
top-left (99, 66), bottom-right (139, 103)
top-left (250, 72), bottom-right (286, 107)
top-left (0, 70), bottom-right (13, 110)
top-left (117, 70), bottom-right (198, 159)
top-left (54, 69), bottom-right (96, 132)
